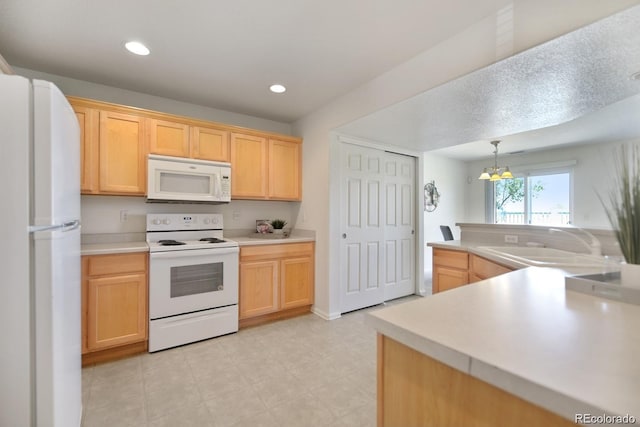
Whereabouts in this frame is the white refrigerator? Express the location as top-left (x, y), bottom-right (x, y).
top-left (0, 75), bottom-right (82, 426)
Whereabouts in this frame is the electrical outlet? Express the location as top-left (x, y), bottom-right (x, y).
top-left (120, 210), bottom-right (128, 222)
top-left (504, 235), bottom-right (518, 244)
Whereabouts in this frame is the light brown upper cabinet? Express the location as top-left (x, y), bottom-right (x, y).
top-left (69, 96), bottom-right (301, 199)
top-left (269, 138), bottom-right (301, 200)
top-left (148, 118), bottom-right (230, 162)
top-left (73, 106), bottom-right (99, 193)
top-left (99, 111), bottom-right (147, 195)
top-left (70, 99), bottom-right (147, 196)
top-left (231, 133), bottom-right (302, 201)
top-left (147, 118), bottom-right (190, 157)
top-left (190, 126), bottom-right (230, 161)
top-left (230, 133), bottom-right (269, 198)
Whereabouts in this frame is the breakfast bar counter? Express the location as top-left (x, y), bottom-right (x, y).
top-left (367, 267), bottom-right (640, 426)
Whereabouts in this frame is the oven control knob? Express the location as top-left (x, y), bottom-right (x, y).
top-left (203, 218), bottom-right (211, 224)
top-left (162, 219), bottom-right (171, 225)
top-left (152, 219), bottom-right (161, 225)
top-left (212, 217), bottom-right (219, 224)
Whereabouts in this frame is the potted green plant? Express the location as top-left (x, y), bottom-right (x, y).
top-left (601, 144), bottom-right (640, 289)
top-left (270, 219), bottom-right (287, 235)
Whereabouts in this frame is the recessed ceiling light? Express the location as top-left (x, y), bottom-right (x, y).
top-left (125, 41), bottom-right (150, 56)
top-left (269, 84), bottom-right (286, 94)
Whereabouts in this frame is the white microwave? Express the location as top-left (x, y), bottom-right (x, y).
top-left (147, 154), bottom-right (231, 203)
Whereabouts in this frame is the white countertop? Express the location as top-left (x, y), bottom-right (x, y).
top-left (232, 234), bottom-right (315, 246)
top-left (367, 267), bottom-right (640, 423)
top-left (427, 240), bottom-right (602, 271)
top-left (428, 240), bottom-right (531, 269)
top-left (81, 241), bottom-right (149, 256)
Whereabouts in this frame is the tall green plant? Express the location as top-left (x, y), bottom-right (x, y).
top-left (601, 145), bottom-right (640, 264)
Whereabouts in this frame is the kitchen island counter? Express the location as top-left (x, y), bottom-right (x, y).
top-left (367, 267), bottom-right (640, 425)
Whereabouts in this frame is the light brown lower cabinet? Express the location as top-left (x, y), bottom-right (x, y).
top-left (377, 334), bottom-right (575, 426)
top-left (82, 253), bottom-right (148, 365)
top-left (469, 253), bottom-right (513, 281)
top-left (239, 242), bottom-right (314, 327)
top-left (432, 248), bottom-right (513, 293)
top-left (432, 248), bottom-right (469, 293)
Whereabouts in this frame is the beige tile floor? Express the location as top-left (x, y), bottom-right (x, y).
top-left (81, 296), bottom-right (419, 427)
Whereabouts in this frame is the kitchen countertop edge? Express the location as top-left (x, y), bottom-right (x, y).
top-left (428, 240), bottom-right (530, 270)
top-left (366, 268), bottom-right (640, 422)
top-left (233, 235), bottom-right (315, 246)
top-left (81, 242), bottom-right (149, 256)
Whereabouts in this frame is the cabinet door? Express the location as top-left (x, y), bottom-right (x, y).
top-left (86, 273), bottom-right (147, 350)
top-left (470, 254), bottom-right (512, 281)
top-left (269, 139), bottom-right (301, 200)
top-left (239, 260), bottom-right (279, 319)
top-left (99, 111), bottom-right (147, 194)
top-left (433, 266), bottom-right (468, 293)
top-left (280, 256), bottom-right (313, 310)
top-left (73, 106), bottom-right (99, 194)
top-left (191, 126), bottom-right (230, 161)
top-left (230, 133), bottom-right (268, 199)
top-left (147, 118), bottom-right (190, 157)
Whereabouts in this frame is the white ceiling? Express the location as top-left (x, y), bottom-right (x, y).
top-left (338, 5), bottom-right (640, 159)
top-left (0, 0), bottom-right (510, 123)
top-left (429, 93), bottom-right (640, 161)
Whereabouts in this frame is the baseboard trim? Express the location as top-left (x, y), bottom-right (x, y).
top-left (311, 306), bottom-right (341, 320)
top-left (82, 341), bottom-right (147, 366)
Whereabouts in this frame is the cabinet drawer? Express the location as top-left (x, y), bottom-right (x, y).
top-left (470, 254), bottom-right (512, 280)
top-left (240, 242), bottom-right (314, 262)
top-left (433, 248), bottom-right (468, 270)
top-left (85, 252), bottom-right (147, 276)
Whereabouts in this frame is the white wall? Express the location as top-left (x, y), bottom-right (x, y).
top-left (10, 67), bottom-right (300, 235)
top-left (80, 196), bottom-right (301, 235)
top-left (9, 1), bottom-right (636, 320)
top-left (12, 67), bottom-right (292, 135)
top-left (423, 153), bottom-right (468, 283)
top-left (463, 138), bottom-right (640, 228)
top-left (294, 1), bottom-right (633, 319)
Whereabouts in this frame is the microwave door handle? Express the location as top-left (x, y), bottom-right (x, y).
top-left (213, 174), bottom-right (222, 198)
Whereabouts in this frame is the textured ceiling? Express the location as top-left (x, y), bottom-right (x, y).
top-left (337, 5), bottom-right (640, 156)
top-left (0, 0), bottom-right (510, 123)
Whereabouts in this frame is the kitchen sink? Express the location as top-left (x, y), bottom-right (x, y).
top-left (565, 272), bottom-right (640, 305)
top-left (476, 246), bottom-right (608, 270)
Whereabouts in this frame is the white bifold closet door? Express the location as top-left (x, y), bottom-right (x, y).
top-left (339, 142), bottom-right (415, 314)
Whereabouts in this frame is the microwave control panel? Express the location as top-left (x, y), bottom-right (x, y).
top-left (220, 174), bottom-right (231, 196)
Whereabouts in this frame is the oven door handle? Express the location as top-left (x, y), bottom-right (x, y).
top-left (150, 247), bottom-right (239, 259)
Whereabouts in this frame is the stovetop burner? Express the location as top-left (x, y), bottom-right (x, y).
top-left (158, 239), bottom-right (186, 246)
top-left (199, 237), bottom-right (226, 243)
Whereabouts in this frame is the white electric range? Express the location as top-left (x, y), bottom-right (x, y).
top-left (147, 213), bottom-right (239, 352)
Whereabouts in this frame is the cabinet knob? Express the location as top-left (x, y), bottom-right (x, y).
top-left (342, 233), bottom-right (347, 239)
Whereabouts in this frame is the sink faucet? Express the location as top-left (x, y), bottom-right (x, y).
top-left (549, 227), bottom-right (602, 256)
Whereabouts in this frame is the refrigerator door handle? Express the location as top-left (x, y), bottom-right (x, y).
top-left (28, 220), bottom-right (80, 233)
top-left (61, 220), bottom-right (81, 232)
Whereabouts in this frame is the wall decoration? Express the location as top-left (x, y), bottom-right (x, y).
top-left (424, 180), bottom-right (440, 212)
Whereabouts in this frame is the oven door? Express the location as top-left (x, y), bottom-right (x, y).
top-left (149, 247), bottom-right (239, 319)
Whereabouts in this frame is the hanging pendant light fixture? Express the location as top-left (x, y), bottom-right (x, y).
top-left (478, 140), bottom-right (513, 181)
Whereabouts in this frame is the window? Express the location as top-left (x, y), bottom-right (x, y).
top-left (492, 169), bottom-right (572, 225)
